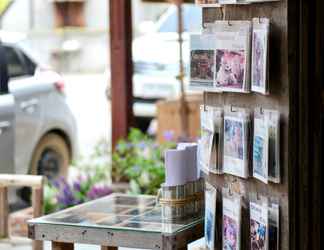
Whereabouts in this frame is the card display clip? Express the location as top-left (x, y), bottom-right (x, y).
top-left (203, 92), bottom-right (208, 111)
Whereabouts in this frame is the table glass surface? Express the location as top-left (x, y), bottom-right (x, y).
top-left (29, 194), bottom-right (203, 235)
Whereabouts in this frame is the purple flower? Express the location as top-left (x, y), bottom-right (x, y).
top-left (163, 130), bottom-right (174, 142)
top-left (56, 183), bottom-right (78, 207)
top-left (72, 175), bottom-right (86, 192)
top-left (73, 181), bottom-right (81, 192)
top-left (86, 185), bottom-right (113, 200)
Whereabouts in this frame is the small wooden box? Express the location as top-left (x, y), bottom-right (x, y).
top-left (157, 94), bottom-right (202, 143)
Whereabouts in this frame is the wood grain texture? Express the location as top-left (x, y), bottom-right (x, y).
top-left (109, 0), bottom-right (134, 147)
top-left (0, 186), bottom-right (8, 238)
top-left (162, 222), bottom-right (203, 250)
top-left (0, 174), bottom-right (44, 188)
top-left (32, 187), bottom-right (44, 218)
top-left (101, 247), bottom-right (118, 250)
top-left (52, 242), bottom-right (74, 250)
top-left (203, 2), bottom-right (290, 249)
top-left (32, 223), bottom-right (162, 250)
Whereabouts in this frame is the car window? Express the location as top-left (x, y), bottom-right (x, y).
top-left (0, 46), bottom-right (9, 94)
top-left (156, 5), bottom-right (202, 33)
top-left (4, 46), bottom-right (28, 78)
top-left (21, 51), bottom-right (36, 75)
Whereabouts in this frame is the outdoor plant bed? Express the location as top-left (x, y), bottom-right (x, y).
top-left (112, 128), bottom-right (176, 195)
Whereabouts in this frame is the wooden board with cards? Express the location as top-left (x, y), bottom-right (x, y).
top-left (196, 1), bottom-right (294, 250)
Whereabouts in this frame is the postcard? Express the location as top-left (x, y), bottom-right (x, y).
top-left (223, 111), bottom-right (249, 178)
top-left (268, 203), bottom-right (279, 250)
top-left (190, 34), bottom-right (218, 90)
top-left (205, 182), bottom-right (217, 250)
top-left (251, 18), bottom-right (270, 94)
top-left (266, 110), bottom-right (280, 183)
top-left (199, 105), bottom-right (224, 174)
top-left (205, 21), bottom-right (252, 92)
top-left (250, 201), bottom-right (269, 250)
top-left (253, 114), bottom-right (269, 184)
top-left (223, 193), bottom-right (241, 250)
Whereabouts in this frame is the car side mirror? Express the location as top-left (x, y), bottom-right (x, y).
top-left (0, 45), bottom-right (9, 95)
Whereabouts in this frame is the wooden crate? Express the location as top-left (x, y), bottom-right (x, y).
top-left (157, 95), bottom-right (202, 143)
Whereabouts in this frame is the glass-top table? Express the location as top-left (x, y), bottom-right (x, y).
top-left (28, 194), bottom-right (204, 250)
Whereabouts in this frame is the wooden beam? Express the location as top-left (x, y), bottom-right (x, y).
top-left (52, 242), bottom-right (74, 250)
top-left (101, 247), bottom-right (118, 250)
top-left (109, 0), bottom-right (134, 147)
top-left (0, 186), bottom-right (8, 239)
top-left (0, 174), bottom-right (44, 188)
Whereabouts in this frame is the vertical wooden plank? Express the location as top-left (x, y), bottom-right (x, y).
top-left (32, 187), bottom-right (44, 218)
top-left (0, 186), bottom-right (8, 239)
top-left (52, 241), bottom-right (74, 250)
top-left (109, 0), bottom-right (134, 147)
top-left (32, 187), bottom-right (44, 250)
top-left (203, 2), bottom-right (291, 250)
top-left (101, 246), bottom-right (118, 250)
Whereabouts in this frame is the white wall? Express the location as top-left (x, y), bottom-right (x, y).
top-left (1, 0), bottom-right (109, 73)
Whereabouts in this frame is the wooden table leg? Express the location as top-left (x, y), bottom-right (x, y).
top-left (32, 240), bottom-right (43, 250)
top-left (52, 241), bottom-right (74, 250)
top-left (0, 186), bottom-right (9, 238)
top-left (101, 247), bottom-right (118, 250)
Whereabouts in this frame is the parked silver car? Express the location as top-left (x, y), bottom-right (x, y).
top-left (0, 32), bottom-right (77, 187)
top-left (132, 5), bottom-right (202, 130)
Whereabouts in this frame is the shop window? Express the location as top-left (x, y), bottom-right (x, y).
top-left (52, 0), bottom-right (85, 28)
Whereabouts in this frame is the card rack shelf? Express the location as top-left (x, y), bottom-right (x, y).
top-left (200, 1), bottom-right (289, 249)
top-left (197, 0), bottom-right (280, 7)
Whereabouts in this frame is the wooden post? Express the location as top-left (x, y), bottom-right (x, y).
top-left (52, 242), bottom-right (74, 250)
top-left (176, 0), bottom-right (189, 139)
top-left (32, 187), bottom-right (44, 250)
top-left (0, 186), bottom-right (8, 238)
top-left (109, 0), bottom-right (134, 148)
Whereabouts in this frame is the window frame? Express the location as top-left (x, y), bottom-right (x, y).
top-left (0, 44), bottom-right (9, 95)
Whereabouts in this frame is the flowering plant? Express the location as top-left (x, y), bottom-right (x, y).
top-left (43, 141), bottom-right (114, 214)
top-left (112, 128), bottom-right (176, 195)
top-left (44, 176), bottom-right (113, 214)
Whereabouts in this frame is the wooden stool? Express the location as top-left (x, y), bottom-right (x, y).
top-left (0, 174), bottom-right (45, 250)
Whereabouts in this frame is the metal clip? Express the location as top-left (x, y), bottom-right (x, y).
top-left (203, 92), bottom-right (208, 111)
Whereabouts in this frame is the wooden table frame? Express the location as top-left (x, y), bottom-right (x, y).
top-left (28, 221), bottom-right (203, 250)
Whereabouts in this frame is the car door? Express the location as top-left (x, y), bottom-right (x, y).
top-left (0, 44), bottom-right (15, 174)
top-left (5, 44), bottom-right (43, 174)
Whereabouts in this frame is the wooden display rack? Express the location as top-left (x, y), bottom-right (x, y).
top-left (199, 1), bottom-right (322, 250)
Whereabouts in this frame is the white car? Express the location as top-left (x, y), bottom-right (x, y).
top-left (0, 32), bottom-right (77, 201)
top-left (132, 4), bottom-right (202, 130)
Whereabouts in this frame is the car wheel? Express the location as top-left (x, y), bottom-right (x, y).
top-left (19, 133), bottom-right (70, 203)
top-left (31, 133), bottom-right (70, 180)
